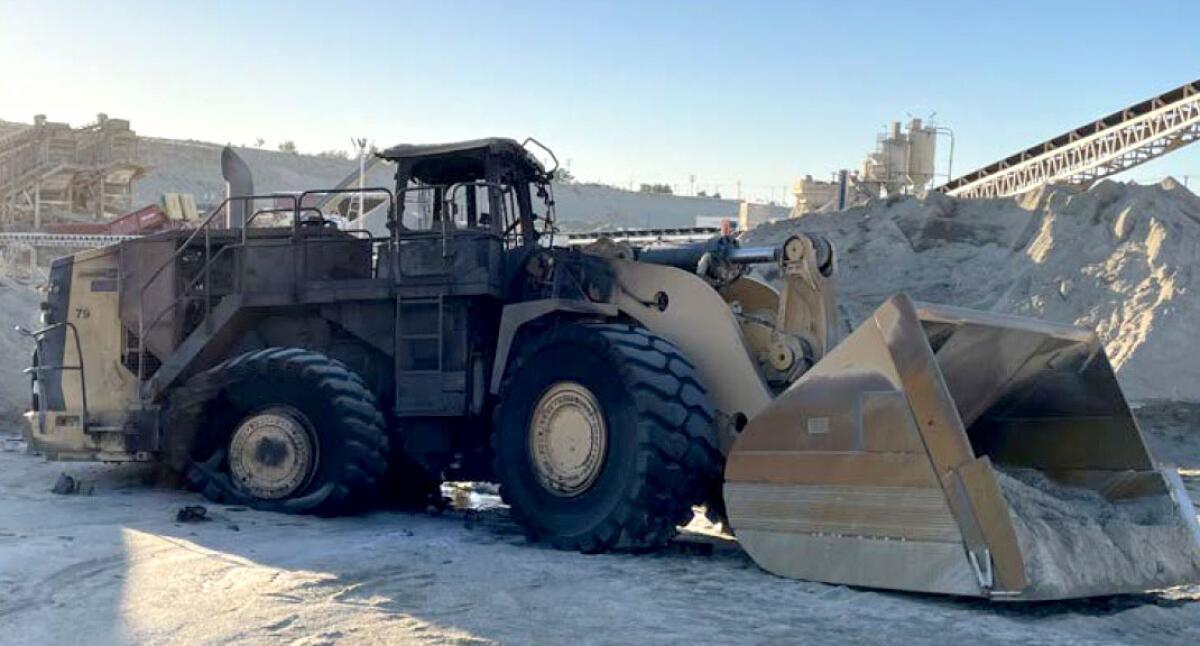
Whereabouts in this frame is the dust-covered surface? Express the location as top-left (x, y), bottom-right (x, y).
top-left (1135, 401), bottom-right (1200, 472)
top-left (0, 282), bottom-right (40, 422)
top-left (0, 435), bottom-right (1197, 646)
top-left (746, 179), bottom-right (1200, 402)
top-left (995, 466), bottom-right (1200, 601)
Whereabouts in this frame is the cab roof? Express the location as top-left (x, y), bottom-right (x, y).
top-left (378, 138), bottom-right (547, 185)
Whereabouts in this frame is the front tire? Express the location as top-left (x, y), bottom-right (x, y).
top-left (164, 347), bottom-right (389, 515)
top-left (492, 323), bottom-right (721, 552)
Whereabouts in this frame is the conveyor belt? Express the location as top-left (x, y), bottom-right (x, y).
top-left (0, 232), bottom-right (137, 249)
top-left (937, 79), bottom-right (1200, 199)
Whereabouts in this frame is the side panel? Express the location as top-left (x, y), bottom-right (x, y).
top-left (28, 246), bottom-right (144, 460)
top-left (117, 236), bottom-right (179, 361)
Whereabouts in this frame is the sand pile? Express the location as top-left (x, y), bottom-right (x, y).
top-left (745, 178), bottom-right (1200, 402)
top-left (995, 466), bottom-right (1200, 599)
top-left (0, 281), bottom-right (40, 423)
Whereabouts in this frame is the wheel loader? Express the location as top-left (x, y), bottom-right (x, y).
top-left (20, 138), bottom-right (1200, 600)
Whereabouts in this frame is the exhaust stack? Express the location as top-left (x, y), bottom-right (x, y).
top-left (221, 146), bottom-right (254, 229)
top-left (725, 294), bottom-right (1200, 600)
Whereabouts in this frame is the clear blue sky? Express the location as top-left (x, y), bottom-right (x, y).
top-left (2, 0), bottom-right (1198, 201)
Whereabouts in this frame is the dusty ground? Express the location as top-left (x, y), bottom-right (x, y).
top-left (2, 406), bottom-right (1199, 645)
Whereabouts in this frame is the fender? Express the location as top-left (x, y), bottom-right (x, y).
top-left (489, 299), bottom-right (618, 394)
top-left (488, 260), bottom-right (778, 454)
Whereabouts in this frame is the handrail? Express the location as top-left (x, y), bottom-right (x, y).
top-left (137, 194), bottom-right (298, 307)
top-left (134, 188), bottom-right (397, 393)
top-left (295, 187), bottom-right (394, 231)
top-left (140, 241), bottom-right (242, 341)
top-left (17, 322), bottom-right (89, 428)
top-left (443, 181), bottom-right (513, 256)
top-left (521, 137), bottom-right (559, 176)
top-left (244, 206), bottom-right (323, 238)
top-left (444, 180), bottom-right (514, 220)
top-left (140, 205), bottom-right (321, 355)
top-left (292, 188), bottom-right (394, 285)
top-left (136, 194), bottom-right (298, 382)
top-left (139, 210), bottom-right (387, 369)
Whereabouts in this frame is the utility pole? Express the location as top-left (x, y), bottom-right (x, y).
top-left (689, 174), bottom-right (695, 196)
top-left (32, 180), bottom-right (41, 230)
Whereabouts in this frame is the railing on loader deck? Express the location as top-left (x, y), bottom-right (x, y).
top-left (17, 321), bottom-right (91, 428)
top-left (134, 189), bottom-right (396, 392)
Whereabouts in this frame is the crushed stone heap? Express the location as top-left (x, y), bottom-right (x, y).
top-left (745, 178), bottom-right (1200, 402)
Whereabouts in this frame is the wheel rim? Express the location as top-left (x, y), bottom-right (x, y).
top-left (228, 406), bottom-right (318, 500)
top-left (528, 381), bottom-right (608, 497)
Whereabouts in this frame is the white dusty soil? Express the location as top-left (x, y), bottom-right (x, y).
top-left (0, 431), bottom-right (1197, 646)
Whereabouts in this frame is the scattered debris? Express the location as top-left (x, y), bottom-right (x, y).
top-left (50, 474), bottom-right (75, 495)
top-left (50, 473), bottom-right (92, 495)
top-left (175, 505), bottom-right (210, 523)
top-left (443, 481), bottom-right (505, 512)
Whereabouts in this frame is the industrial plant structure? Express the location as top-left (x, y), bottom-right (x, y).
top-left (791, 118), bottom-right (943, 216)
top-left (0, 114), bottom-right (145, 228)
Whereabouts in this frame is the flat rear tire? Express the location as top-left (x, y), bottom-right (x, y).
top-left (164, 347), bottom-right (389, 515)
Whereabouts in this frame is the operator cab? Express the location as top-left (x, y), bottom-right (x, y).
top-left (375, 138), bottom-right (561, 417)
top-left (379, 138), bottom-right (557, 248)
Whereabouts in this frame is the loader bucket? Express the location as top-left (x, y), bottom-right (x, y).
top-left (725, 294), bottom-right (1200, 600)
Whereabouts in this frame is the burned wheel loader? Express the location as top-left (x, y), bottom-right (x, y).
top-left (21, 138), bottom-right (1200, 599)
